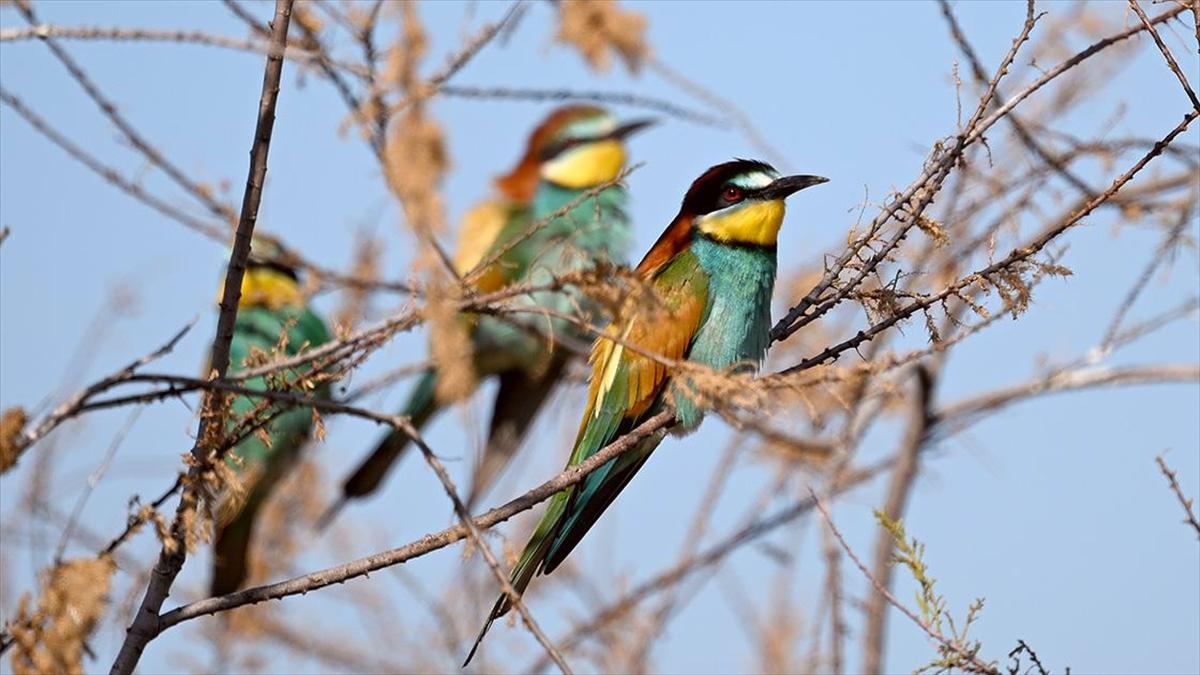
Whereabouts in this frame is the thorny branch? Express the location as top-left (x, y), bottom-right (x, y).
top-left (1154, 454), bottom-right (1200, 539)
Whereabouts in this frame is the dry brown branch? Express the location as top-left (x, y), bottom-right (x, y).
top-left (936, 364), bottom-right (1200, 436)
top-left (438, 84), bottom-right (725, 127)
top-left (100, 474), bottom-right (184, 558)
top-left (776, 109), bottom-right (1198, 376)
top-left (1129, 0), bottom-right (1200, 114)
top-left (770, 2), bottom-right (1187, 345)
top-left (522, 466), bottom-right (876, 673)
top-left (15, 2), bottom-right (240, 227)
top-left (7, 322), bottom-right (193, 456)
top-left (0, 88), bottom-right (228, 242)
top-left (0, 24), bottom-right (370, 76)
top-left (0, 85), bottom-right (418, 298)
top-left (396, 417), bottom-right (573, 674)
top-left (939, 0), bottom-right (1097, 198)
top-left (622, 438), bottom-right (743, 669)
top-left (1155, 454), bottom-right (1200, 539)
top-left (110, 2), bottom-right (295, 671)
top-left (153, 410), bottom-right (675, 630)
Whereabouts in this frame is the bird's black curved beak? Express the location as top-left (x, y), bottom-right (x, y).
top-left (760, 174), bottom-right (829, 199)
top-left (612, 117), bottom-right (658, 140)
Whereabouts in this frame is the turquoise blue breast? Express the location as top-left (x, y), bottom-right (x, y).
top-left (530, 181), bottom-right (631, 263)
top-left (673, 235), bottom-right (776, 428)
top-left (226, 305), bottom-right (331, 469)
top-left (474, 181), bottom-right (632, 370)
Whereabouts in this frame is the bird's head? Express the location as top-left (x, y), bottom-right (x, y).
top-left (683, 159), bottom-right (828, 247)
top-left (493, 106), bottom-right (654, 198)
top-left (233, 234), bottom-right (306, 309)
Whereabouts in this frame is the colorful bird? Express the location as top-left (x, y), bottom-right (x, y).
top-left (319, 106), bottom-right (654, 527)
top-left (210, 235), bottom-right (332, 596)
top-left (464, 159), bottom-right (828, 664)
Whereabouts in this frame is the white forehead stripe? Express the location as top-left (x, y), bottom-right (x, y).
top-left (565, 115), bottom-right (617, 139)
top-left (731, 170), bottom-right (779, 190)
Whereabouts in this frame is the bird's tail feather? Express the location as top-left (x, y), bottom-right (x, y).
top-left (463, 489), bottom-right (571, 666)
top-left (466, 363), bottom-right (564, 510)
top-left (211, 506), bottom-right (257, 597)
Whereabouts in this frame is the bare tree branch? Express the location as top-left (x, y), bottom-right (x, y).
top-left (153, 411), bottom-right (675, 630)
top-left (110, 2), bottom-right (295, 671)
top-left (16, 1), bottom-right (240, 226)
top-left (1155, 454), bottom-right (1200, 539)
top-left (1129, 0), bottom-right (1200, 114)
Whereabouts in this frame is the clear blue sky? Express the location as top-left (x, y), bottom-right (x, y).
top-left (2, 1), bottom-right (1198, 673)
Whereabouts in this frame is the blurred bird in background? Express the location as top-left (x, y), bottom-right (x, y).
top-left (210, 234), bottom-right (332, 596)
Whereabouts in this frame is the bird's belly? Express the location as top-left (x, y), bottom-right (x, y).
top-left (672, 239), bottom-right (776, 429)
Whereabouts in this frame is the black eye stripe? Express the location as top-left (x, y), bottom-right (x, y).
top-left (681, 159), bottom-right (779, 216)
top-left (250, 259), bottom-right (300, 281)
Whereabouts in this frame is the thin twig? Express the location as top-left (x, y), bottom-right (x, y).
top-left (1129, 0), bottom-right (1200, 114)
top-left (53, 408), bottom-right (142, 564)
top-left (16, 2), bottom-right (240, 226)
top-left (935, 364), bottom-right (1200, 437)
top-left (439, 85), bottom-right (726, 127)
top-left (0, 24), bottom-right (369, 76)
top-left (645, 56), bottom-right (788, 168)
top-left (397, 417), bottom-right (573, 675)
top-left (769, 2), bottom-right (1187, 345)
top-left (1099, 200), bottom-right (1196, 350)
top-left (0, 87), bottom-right (227, 242)
top-left (9, 321), bottom-right (194, 454)
top-left (1155, 454), bottom-right (1200, 539)
top-left (776, 110), bottom-right (1198, 375)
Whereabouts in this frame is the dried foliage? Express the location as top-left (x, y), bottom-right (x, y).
top-left (384, 107), bottom-right (449, 233)
top-left (556, 0), bottom-right (649, 73)
top-left (8, 557), bottom-right (116, 675)
top-left (0, 405), bottom-right (28, 473)
top-left (426, 278), bottom-right (479, 404)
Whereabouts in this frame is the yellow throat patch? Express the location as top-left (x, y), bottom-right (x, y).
top-left (696, 199), bottom-right (787, 247)
top-left (234, 267), bottom-right (305, 310)
top-left (541, 140), bottom-right (625, 189)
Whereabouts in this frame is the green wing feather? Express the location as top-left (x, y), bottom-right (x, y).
top-left (464, 249), bottom-right (709, 665)
top-left (212, 304), bottom-right (330, 595)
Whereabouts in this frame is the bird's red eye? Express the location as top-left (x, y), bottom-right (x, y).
top-left (722, 185), bottom-right (744, 203)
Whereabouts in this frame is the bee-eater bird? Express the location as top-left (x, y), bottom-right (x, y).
top-left (210, 235), bottom-right (332, 596)
top-left (463, 159), bottom-right (828, 665)
top-left (318, 106), bottom-right (654, 528)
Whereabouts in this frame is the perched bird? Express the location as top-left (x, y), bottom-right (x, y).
top-left (210, 235), bottom-right (332, 596)
top-left (319, 106), bottom-right (654, 527)
top-left (464, 159), bottom-right (828, 664)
